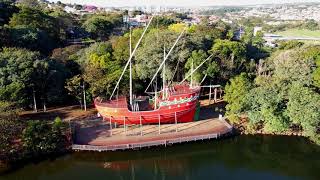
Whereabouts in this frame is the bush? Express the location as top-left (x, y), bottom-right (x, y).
top-left (0, 101), bottom-right (24, 164)
top-left (22, 118), bottom-right (70, 158)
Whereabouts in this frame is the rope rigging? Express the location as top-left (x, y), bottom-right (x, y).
top-left (144, 26), bottom-right (188, 93)
top-left (110, 16), bottom-right (154, 100)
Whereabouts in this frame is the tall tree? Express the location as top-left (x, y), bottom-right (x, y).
top-left (286, 83), bottom-right (320, 143)
top-left (210, 39), bottom-right (247, 81)
top-left (65, 75), bottom-right (84, 109)
top-left (76, 42), bottom-right (124, 98)
top-left (224, 73), bottom-right (252, 123)
top-left (0, 48), bottom-right (45, 106)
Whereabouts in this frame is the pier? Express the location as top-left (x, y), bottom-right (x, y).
top-left (72, 103), bottom-right (233, 152)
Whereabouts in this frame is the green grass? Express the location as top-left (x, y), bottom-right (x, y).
top-left (275, 29), bottom-right (320, 38)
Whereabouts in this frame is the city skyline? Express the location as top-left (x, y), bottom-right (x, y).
top-left (49, 0), bottom-right (320, 7)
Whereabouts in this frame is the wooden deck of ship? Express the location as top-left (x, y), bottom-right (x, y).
top-left (72, 101), bottom-right (233, 152)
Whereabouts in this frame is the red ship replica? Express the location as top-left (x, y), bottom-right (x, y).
top-left (95, 84), bottom-right (200, 125)
top-left (95, 17), bottom-right (212, 125)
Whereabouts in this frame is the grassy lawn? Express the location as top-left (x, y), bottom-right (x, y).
top-left (275, 29), bottom-right (320, 38)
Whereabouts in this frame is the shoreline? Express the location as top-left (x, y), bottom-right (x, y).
top-left (231, 119), bottom-right (306, 138)
top-left (240, 130), bottom-right (304, 137)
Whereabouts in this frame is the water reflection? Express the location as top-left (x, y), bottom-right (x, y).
top-left (1, 135), bottom-right (320, 180)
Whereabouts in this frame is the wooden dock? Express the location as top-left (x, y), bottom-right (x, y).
top-left (72, 117), bottom-right (233, 152)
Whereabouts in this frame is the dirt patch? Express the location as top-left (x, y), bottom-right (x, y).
top-left (19, 105), bottom-right (97, 121)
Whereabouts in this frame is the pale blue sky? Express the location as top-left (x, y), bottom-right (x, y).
top-left (49, 0), bottom-right (320, 7)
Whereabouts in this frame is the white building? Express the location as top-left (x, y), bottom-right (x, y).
top-left (64, 6), bottom-right (77, 13)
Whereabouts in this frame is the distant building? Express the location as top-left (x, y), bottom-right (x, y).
top-left (124, 15), bottom-right (151, 27)
top-left (84, 5), bottom-right (98, 13)
top-left (209, 15), bottom-right (220, 23)
top-left (64, 6), bottom-right (77, 13)
top-left (254, 26), bottom-right (263, 36)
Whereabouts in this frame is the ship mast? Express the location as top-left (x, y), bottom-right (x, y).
top-left (190, 58), bottom-right (193, 88)
top-left (145, 27), bottom-right (187, 93)
top-left (110, 16), bottom-right (154, 100)
top-left (162, 45), bottom-right (166, 100)
top-left (129, 26), bottom-right (133, 106)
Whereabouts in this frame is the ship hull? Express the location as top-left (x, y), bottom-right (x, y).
top-left (94, 85), bottom-right (200, 125)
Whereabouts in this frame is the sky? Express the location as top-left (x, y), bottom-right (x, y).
top-left (49, 0), bottom-right (320, 7)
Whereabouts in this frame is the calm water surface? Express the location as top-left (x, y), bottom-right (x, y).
top-left (1, 135), bottom-right (320, 180)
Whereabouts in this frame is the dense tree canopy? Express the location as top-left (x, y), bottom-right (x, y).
top-left (286, 83), bottom-right (320, 143)
top-left (224, 73), bottom-right (252, 123)
top-left (225, 46), bottom-right (320, 144)
top-left (5, 7), bottom-right (63, 53)
top-left (0, 48), bottom-right (45, 105)
top-left (82, 14), bottom-right (122, 40)
top-left (0, 0), bottom-right (18, 26)
top-left (74, 42), bottom-right (125, 97)
top-left (22, 118), bottom-right (69, 156)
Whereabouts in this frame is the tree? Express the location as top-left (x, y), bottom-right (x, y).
top-left (278, 40), bottom-right (304, 50)
top-left (0, 48), bottom-right (44, 106)
top-left (210, 39), bottom-right (247, 80)
top-left (18, 0), bottom-right (40, 8)
top-left (224, 73), bottom-right (252, 123)
top-left (252, 31), bottom-right (265, 49)
top-left (243, 46), bottom-right (320, 141)
top-left (241, 26), bottom-right (254, 45)
top-left (272, 49), bottom-right (315, 87)
top-left (10, 7), bottom-right (55, 31)
top-left (303, 19), bottom-right (319, 31)
top-left (0, 0), bottom-right (19, 26)
top-left (135, 29), bottom-right (193, 82)
top-left (286, 83), bottom-right (320, 144)
top-left (22, 119), bottom-right (69, 157)
top-left (75, 42), bottom-right (124, 98)
top-left (195, 22), bottom-right (229, 40)
top-left (51, 45), bottom-right (84, 64)
top-left (184, 50), bottom-right (218, 84)
top-left (168, 23), bottom-right (186, 33)
top-left (65, 75), bottom-right (84, 109)
top-left (299, 46), bottom-right (320, 89)
top-left (51, 45), bottom-right (83, 78)
top-left (8, 25), bottom-right (56, 53)
top-left (49, 9), bottom-right (77, 41)
top-left (9, 7), bottom-right (61, 53)
top-left (111, 35), bottom-right (130, 64)
top-left (314, 66), bottom-right (320, 89)
top-left (82, 15), bottom-right (114, 40)
top-left (246, 85), bottom-right (290, 133)
top-left (0, 101), bottom-right (24, 164)
top-left (151, 16), bottom-right (176, 28)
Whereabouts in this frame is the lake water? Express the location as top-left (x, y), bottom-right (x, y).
top-left (1, 135), bottom-right (320, 180)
